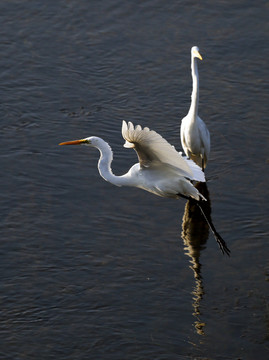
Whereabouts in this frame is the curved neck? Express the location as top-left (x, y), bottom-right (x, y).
top-left (188, 56), bottom-right (199, 120)
top-left (96, 139), bottom-right (133, 187)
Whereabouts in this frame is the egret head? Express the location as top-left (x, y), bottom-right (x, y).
top-left (191, 46), bottom-right (203, 61)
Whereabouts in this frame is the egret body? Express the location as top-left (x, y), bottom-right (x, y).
top-left (60, 121), bottom-right (229, 255)
top-left (180, 46), bottom-right (210, 171)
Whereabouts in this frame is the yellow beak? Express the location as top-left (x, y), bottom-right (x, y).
top-left (195, 50), bottom-right (203, 60)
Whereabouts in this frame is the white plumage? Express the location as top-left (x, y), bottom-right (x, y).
top-left (60, 121), bottom-right (205, 201)
top-left (122, 121), bottom-right (205, 182)
top-left (180, 46), bottom-right (210, 171)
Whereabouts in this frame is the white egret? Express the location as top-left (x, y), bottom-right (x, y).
top-left (180, 46), bottom-right (210, 171)
top-left (59, 121), bottom-right (230, 255)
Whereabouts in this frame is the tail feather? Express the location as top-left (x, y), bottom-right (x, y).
top-left (180, 154), bottom-right (206, 182)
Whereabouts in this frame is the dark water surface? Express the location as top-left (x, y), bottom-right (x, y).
top-left (1, 1), bottom-right (268, 359)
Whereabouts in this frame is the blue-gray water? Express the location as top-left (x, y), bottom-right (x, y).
top-left (1, 1), bottom-right (268, 359)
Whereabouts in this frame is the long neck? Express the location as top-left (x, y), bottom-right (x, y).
top-left (96, 139), bottom-right (133, 187)
top-left (188, 55), bottom-right (199, 120)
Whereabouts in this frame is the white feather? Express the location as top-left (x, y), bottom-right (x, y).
top-left (122, 120), bottom-right (196, 179)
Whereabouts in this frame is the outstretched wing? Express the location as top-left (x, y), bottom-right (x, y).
top-left (121, 121), bottom-right (194, 178)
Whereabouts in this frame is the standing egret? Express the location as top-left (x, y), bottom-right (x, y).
top-left (59, 121), bottom-right (230, 255)
top-left (180, 46), bottom-right (210, 171)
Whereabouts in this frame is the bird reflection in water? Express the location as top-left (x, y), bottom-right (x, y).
top-left (181, 182), bottom-right (211, 335)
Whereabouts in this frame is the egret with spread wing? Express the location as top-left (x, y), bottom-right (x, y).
top-left (59, 121), bottom-right (229, 255)
top-left (180, 46), bottom-right (210, 171)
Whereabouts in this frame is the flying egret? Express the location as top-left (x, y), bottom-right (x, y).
top-left (59, 121), bottom-right (230, 255)
top-left (180, 46), bottom-right (210, 171)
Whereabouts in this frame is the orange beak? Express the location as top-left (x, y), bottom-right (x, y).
top-left (59, 139), bottom-right (88, 146)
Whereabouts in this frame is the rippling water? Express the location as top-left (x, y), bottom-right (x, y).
top-left (1, 1), bottom-right (268, 359)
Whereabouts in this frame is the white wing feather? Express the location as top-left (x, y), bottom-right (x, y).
top-left (122, 121), bottom-right (198, 179)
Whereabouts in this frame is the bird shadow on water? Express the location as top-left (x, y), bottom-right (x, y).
top-left (181, 182), bottom-right (211, 336)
